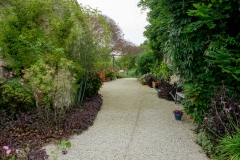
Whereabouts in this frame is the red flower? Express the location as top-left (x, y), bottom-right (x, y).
top-left (173, 110), bottom-right (183, 115)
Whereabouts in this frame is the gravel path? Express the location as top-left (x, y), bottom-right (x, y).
top-left (45, 78), bottom-right (208, 160)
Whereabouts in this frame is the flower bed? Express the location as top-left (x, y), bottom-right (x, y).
top-left (0, 94), bottom-right (103, 159)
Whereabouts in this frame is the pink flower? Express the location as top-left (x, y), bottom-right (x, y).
top-left (0, 67), bottom-right (2, 70)
top-left (226, 107), bottom-right (232, 112)
top-left (9, 72), bottom-right (13, 77)
top-left (20, 79), bottom-right (24, 85)
top-left (6, 149), bottom-right (11, 154)
top-left (36, 88), bottom-right (42, 93)
top-left (3, 146), bottom-right (9, 150)
top-left (16, 149), bottom-right (20, 154)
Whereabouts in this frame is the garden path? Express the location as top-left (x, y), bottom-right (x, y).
top-left (45, 78), bottom-right (208, 160)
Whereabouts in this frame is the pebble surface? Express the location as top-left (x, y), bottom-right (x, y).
top-left (44, 78), bottom-right (208, 160)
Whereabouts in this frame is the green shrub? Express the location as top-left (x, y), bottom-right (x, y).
top-left (115, 72), bottom-right (123, 79)
top-left (77, 71), bottom-right (102, 99)
top-left (24, 58), bottom-right (76, 115)
top-left (182, 83), bottom-right (212, 124)
top-left (150, 61), bottom-right (172, 82)
top-left (0, 79), bottom-right (34, 113)
top-left (111, 75), bottom-right (117, 80)
top-left (104, 68), bottom-right (114, 78)
top-left (136, 50), bottom-right (154, 75)
top-left (127, 68), bottom-right (137, 77)
top-left (195, 129), bottom-right (215, 156)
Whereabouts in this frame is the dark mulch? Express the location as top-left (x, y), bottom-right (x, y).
top-left (0, 94), bottom-right (103, 159)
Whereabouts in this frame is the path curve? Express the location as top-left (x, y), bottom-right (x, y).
top-left (45, 78), bottom-right (208, 160)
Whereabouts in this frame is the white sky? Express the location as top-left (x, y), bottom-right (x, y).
top-left (77, 0), bottom-right (148, 46)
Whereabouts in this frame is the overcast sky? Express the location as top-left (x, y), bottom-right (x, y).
top-left (77, 0), bottom-right (148, 46)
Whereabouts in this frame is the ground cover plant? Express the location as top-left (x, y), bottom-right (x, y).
top-left (0, 94), bottom-right (102, 159)
top-left (203, 86), bottom-right (240, 137)
top-left (195, 85), bottom-right (240, 158)
top-left (217, 129), bottom-right (240, 160)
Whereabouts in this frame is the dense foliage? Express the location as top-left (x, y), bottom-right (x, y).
top-left (77, 71), bottom-right (103, 99)
top-left (138, 0), bottom-right (240, 124)
top-left (195, 85), bottom-right (240, 158)
top-left (0, 79), bottom-right (34, 114)
top-left (139, 1), bottom-right (240, 157)
top-left (150, 61), bottom-right (171, 82)
top-left (217, 130), bottom-right (240, 160)
top-left (136, 50), bottom-right (154, 75)
top-left (117, 55), bottom-right (136, 72)
top-left (203, 86), bottom-right (240, 137)
top-left (0, 0), bottom-right (110, 109)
